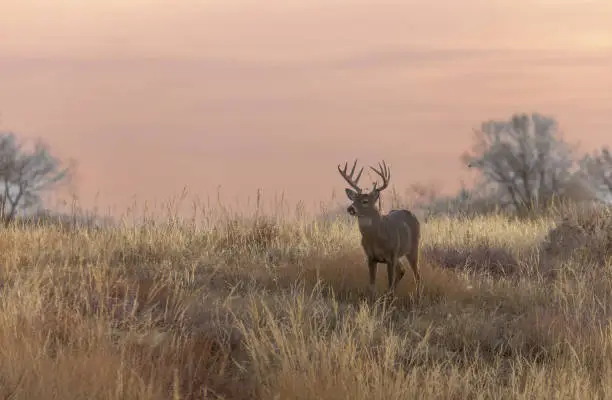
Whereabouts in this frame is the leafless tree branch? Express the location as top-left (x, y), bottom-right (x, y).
top-left (0, 132), bottom-right (71, 224)
top-left (464, 113), bottom-right (578, 213)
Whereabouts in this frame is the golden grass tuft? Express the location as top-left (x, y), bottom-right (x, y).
top-left (0, 200), bottom-right (612, 399)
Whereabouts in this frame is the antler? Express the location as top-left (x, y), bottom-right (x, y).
top-left (370, 160), bottom-right (391, 192)
top-left (338, 159), bottom-right (364, 193)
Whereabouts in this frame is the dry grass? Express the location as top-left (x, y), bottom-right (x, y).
top-left (1, 200), bottom-right (612, 399)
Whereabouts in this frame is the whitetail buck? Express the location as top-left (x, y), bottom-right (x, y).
top-left (338, 159), bottom-right (421, 295)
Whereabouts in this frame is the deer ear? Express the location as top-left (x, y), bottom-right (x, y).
top-left (345, 188), bottom-right (357, 200)
top-left (371, 190), bottom-right (380, 202)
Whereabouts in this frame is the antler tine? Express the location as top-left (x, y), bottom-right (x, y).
top-left (338, 159), bottom-right (364, 192)
top-left (383, 160), bottom-right (390, 182)
top-left (370, 160), bottom-right (391, 192)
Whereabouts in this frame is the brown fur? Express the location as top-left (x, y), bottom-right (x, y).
top-left (338, 160), bottom-right (422, 295)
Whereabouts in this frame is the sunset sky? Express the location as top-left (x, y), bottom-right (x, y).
top-left (1, 0), bottom-right (612, 215)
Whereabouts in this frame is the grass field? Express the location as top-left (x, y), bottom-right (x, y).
top-left (0, 199), bottom-right (611, 399)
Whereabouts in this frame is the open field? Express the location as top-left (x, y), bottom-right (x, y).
top-left (0, 200), bottom-right (611, 399)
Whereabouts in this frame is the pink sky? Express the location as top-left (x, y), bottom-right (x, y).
top-left (1, 0), bottom-right (612, 215)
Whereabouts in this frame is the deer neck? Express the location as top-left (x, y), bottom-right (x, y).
top-left (357, 210), bottom-right (382, 233)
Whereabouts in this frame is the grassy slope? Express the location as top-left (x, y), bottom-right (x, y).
top-left (0, 206), bottom-right (611, 399)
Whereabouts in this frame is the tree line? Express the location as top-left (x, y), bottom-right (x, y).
top-left (417, 112), bottom-right (612, 217)
top-left (2, 112), bottom-right (611, 224)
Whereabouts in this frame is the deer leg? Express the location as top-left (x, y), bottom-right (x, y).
top-left (367, 258), bottom-right (377, 294)
top-left (406, 251), bottom-right (421, 296)
top-left (394, 259), bottom-right (406, 289)
top-left (386, 261), bottom-right (395, 292)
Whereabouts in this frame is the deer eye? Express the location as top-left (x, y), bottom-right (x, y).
top-left (361, 199), bottom-right (369, 205)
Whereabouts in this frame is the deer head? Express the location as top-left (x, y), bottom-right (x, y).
top-left (338, 159), bottom-right (390, 217)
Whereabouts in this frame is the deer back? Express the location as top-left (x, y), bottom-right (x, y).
top-left (380, 209), bottom-right (420, 256)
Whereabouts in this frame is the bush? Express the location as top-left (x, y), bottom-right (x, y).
top-left (423, 244), bottom-right (519, 277)
top-left (541, 203), bottom-right (612, 265)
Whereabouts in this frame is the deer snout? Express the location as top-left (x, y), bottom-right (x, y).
top-left (347, 205), bottom-right (357, 216)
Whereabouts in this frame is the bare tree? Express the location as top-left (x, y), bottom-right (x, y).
top-left (0, 132), bottom-right (70, 224)
top-left (462, 113), bottom-right (578, 213)
top-left (578, 146), bottom-right (612, 203)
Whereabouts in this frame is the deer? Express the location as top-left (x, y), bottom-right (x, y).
top-left (337, 159), bottom-right (421, 296)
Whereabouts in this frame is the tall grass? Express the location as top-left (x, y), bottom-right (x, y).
top-left (0, 196), bottom-right (611, 399)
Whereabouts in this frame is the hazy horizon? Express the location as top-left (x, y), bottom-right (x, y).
top-left (2, 0), bottom-right (612, 215)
